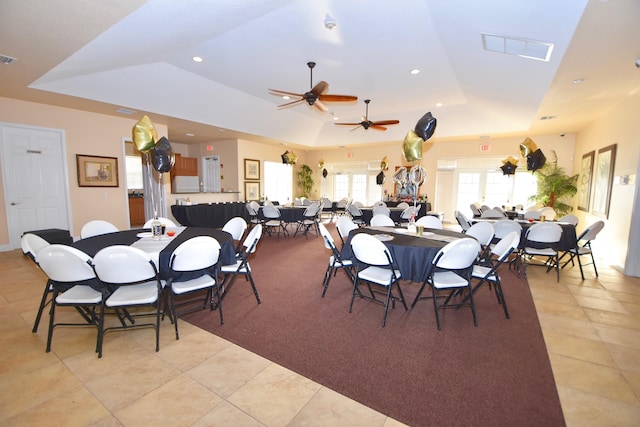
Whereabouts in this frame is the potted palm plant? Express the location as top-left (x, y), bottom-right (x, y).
top-left (529, 150), bottom-right (578, 217)
top-left (296, 164), bottom-right (314, 198)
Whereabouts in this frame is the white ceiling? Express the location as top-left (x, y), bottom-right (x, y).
top-left (1, 0), bottom-right (639, 150)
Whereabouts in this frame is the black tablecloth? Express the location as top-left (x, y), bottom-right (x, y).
top-left (259, 206), bottom-right (307, 223)
top-left (472, 219), bottom-right (577, 251)
top-left (341, 227), bottom-right (467, 283)
top-left (72, 228), bottom-right (236, 280)
top-left (386, 201), bottom-right (431, 212)
top-left (360, 207), bottom-right (405, 225)
top-left (171, 203), bottom-right (249, 228)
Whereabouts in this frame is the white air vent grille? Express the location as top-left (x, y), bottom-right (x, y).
top-left (481, 33), bottom-right (553, 62)
top-left (0, 54), bottom-right (17, 65)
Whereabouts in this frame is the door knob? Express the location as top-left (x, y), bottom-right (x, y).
top-left (10, 202), bottom-right (18, 206)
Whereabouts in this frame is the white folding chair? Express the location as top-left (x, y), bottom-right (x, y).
top-left (219, 224), bottom-right (262, 306)
top-left (318, 223), bottom-right (354, 297)
top-left (347, 203), bottom-right (365, 226)
top-left (370, 214), bottom-right (396, 227)
top-left (465, 221), bottom-right (494, 262)
top-left (416, 215), bottom-right (443, 229)
top-left (411, 238), bottom-right (481, 330)
top-left (262, 205), bottom-right (288, 239)
top-left (372, 206), bottom-right (391, 217)
top-left (81, 220), bottom-right (119, 239)
top-left (557, 214), bottom-right (578, 226)
top-left (222, 216), bottom-right (248, 252)
top-left (336, 216), bottom-right (358, 247)
top-left (37, 245), bottom-right (103, 355)
top-left (167, 236), bottom-right (222, 337)
top-left (559, 220), bottom-right (604, 280)
top-left (294, 202), bottom-right (322, 238)
top-left (349, 233), bottom-right (407, 327)
top-left (21, 233), bottom-right (53, 333)
top-left (92, 245), bottom-right (165, 357)
top-left (481, 208), bottom-right (506, 218)
top-left (454, 210), bottom-right (472, 232)
top-left (469, 231), bottom-right (521, 319)
top-left (539, 206), bottom-right (556, 221)
top-left (522, 222), bottom-right (563, 282)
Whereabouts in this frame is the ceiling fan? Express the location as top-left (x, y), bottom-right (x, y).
top-left (334, 99), bottom-right (400, 131)
top-left (268, 61), bottom-right (357, 113)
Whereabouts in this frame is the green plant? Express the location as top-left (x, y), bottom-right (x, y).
top-left (296, 164), bottom-right (314, 198)
top-left (529, 150), bottom-right (578, 216)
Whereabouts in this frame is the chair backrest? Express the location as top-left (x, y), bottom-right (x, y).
top-left (336, 216), bottom-right (358, 243)
top-left (93, 245), bottom-right (157, 284)
top-left (353, 201), bottom-right (364, 208)
top-left (37, 245), bottom-right (95, 283)
top-left (491, 231), bottom-right (521, 260)
top-left (396, 202), bottom-right (410, 210)
top-left (264, 200), bottom-right (275, 206)
top-left (480, 205), bottom-right (491, 213)
top-left (246, 201), bottom-right (258, 216)
top-left (222, 217), bottom-right (248, 241)
top-left (348, 203), bottom-right (363, 217)
top-left (81, 220), bottom-right (119, 239)
top-left (523, 210), bottom-right (540, 220)
top-left (170, 236), bottom-right (221, 272)
top-left (481, 208), bottom-right (505, 218)
top-left (433, 238), bottom-right (481, 270)
top-left (454, 210), bottom-right (471, 231)
top-left (262, 205), bottom-right (281, 219)
top-left (525, 205), bottom-right (539, 212)
top-left (465, 221), bottom-right (494, 246)
top-left (558, 214), bottom-right (578, 226)
top-left (372, 201), bottom-right (387, 207)
top-left (469, 203), bottom-right (482, 216)
top-left (143, 217), bottom-right (177, 228)
top-left (525, 222), bottom-right (562, 244)
top-left (336, 198), bottom-right (349, 208)
top-left (372, 206), bottom-right (391, 217)
top-left (21, 233), bottom-right (51, 262)
top-left (370, 214), bottom-right (396, 227)
top-left (250, 200), bottom-right (261, 211)
top-left (318, 223), bottom-right (338, 251)
top-left (350, 233), bottom-right (394, 267)
top-left (539, 206), bottom-right (556, 220)
top-left (303, 202), bottom-right (321, 218)
top-left (492, 219), bottom-right (522, 239)
top-left (578, 220), bottom-right (604, 242)
top-left (400, 205), bottom-right (421, 219)
top-left (415, 215), bottom-right (443, 229)
top-left (242, 223), bottom-right (263, 254)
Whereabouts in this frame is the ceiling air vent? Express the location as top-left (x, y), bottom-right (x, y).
top-left (481, 33), bottom-right (554, 62)
top-left (0, 54), bottom-right (17, 65)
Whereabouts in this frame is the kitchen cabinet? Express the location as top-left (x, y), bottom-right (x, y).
top-left (128, 196), bottom-right (145, 227)
top-left (172, 154), bottom-right (198, 176)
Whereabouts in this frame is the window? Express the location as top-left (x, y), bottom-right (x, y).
top-left (264, 161), bottom-right (292, 204)
top-left (125, 155), bottom-right (143, 190)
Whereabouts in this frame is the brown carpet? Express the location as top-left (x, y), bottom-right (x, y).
top-left (184, 224), bottom-right (565, 426)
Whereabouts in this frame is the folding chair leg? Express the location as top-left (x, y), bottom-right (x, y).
top-left (32, 282), bottom-right (52, 333)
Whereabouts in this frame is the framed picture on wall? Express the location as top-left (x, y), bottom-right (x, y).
top-left (76, 154), bottom-right (119, 187)
top-left (591, 144), bottom-right (616, 218)
top-left (244, 158), bottom-right (260, 180)
top-left (577, 150), bottom-right (594, 211)
top-left (245, 181), bottom-right (260, 200)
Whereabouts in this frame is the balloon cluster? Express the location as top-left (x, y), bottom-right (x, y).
top-left (318, 159), bottom-right (328, 179)
top-left (132, 115), bottom-right (175, 173)
top-left (376, 156), bottom-right (389, 186)
top-left (392, 164), bottom-right (426, 189)
top-left (500, 156), bottom-right (519, 175)
top-left (281, 150), bottom-right (298, 165)
top-left (402, 112), bottom-right (437, 162)
top-left (520, 137), bottom-right (546, 172)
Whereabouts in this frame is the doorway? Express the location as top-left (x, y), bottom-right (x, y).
top-left (1, 123), bottom-right (71, 249)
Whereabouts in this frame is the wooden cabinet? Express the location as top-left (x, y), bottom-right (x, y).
top-left (129, 197), bottom-right (145, 227)
top-left (172, 154), bottom-right (198, 176)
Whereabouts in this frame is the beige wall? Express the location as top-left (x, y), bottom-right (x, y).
top-left (571, 91), bottom-right (640, 271)
top-left (0, 97), bottom-right (167, 244)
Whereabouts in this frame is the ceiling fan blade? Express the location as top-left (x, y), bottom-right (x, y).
top-left (350, 125), bottom-right (363, 132)
top-left (372, 120), bottom-right (400, 126)
top-left (268, 88), bottom-right (303, 97)
top-left (277, 99), bottom-right (304, 109)
top-left (334, 122), bottom-right (363, 126)
top-left (319, 94), bottom-right (358, 103)
top-left (370, 124), bottom-right (388, 131)
top-left (313, 100), bottom-right (328, 112)
top-left (311, 81), bottom-right (329, 96)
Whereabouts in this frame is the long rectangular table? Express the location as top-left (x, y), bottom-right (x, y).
top-left (171, 203), bottom-right (248, 228)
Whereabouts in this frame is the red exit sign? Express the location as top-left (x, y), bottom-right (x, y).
top-left (480, 144), bottom-right (490, 152)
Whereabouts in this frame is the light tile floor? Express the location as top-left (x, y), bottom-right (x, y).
top-left (1, 241), bottom-right (639, 426)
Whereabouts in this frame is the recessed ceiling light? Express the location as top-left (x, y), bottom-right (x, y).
top-left (479, 135), bottom-right (490, 139)
top-left (192, 56), bottom-right (203, 63)
top-left (282, 95), bottom-right (290, 100)
top-left (218, 129), bottom-right (225, 132)
top-left (435, 102), bottom-right (443, 107)
top-left (410, 69), bottom-right (420, 75)
top-left (539, 115), bottom-right (556, 121)
top-left (116, 108), bottom-right (135, 115)
top-left (571, 78), bottom-right (586, 84)
top-left (185, 132), bottom-right (195, 137)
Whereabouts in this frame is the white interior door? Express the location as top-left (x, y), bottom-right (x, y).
top-left (1, 123), bottom-right (71, 249)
